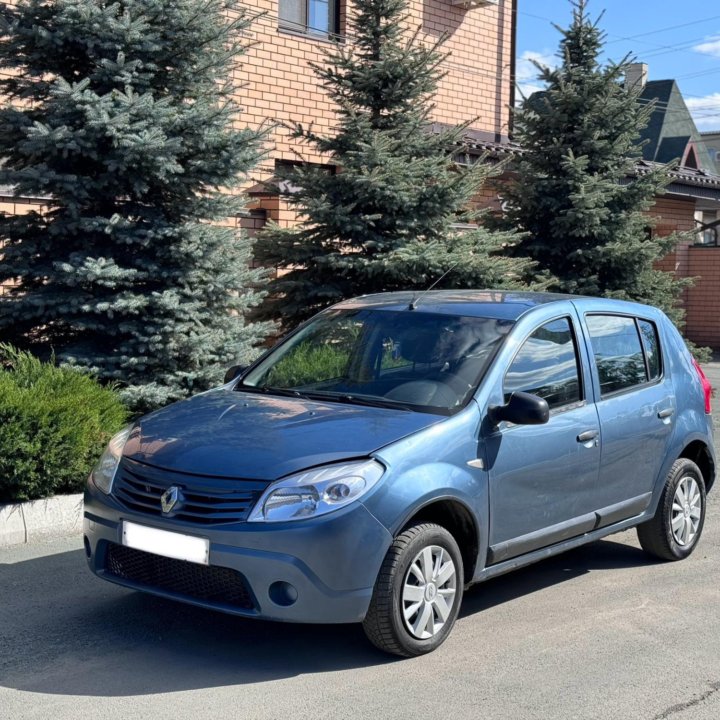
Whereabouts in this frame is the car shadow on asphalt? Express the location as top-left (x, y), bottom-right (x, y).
top-left (0, 537), bottom-right (658, 697)
top-left (460, 537), bottom-right (659, 618)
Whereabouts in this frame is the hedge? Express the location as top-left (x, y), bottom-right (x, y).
top-left (0, 344), bottom-right (128, 503)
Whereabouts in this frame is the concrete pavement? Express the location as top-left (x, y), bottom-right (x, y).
top-left (2, 513), bottom-right (719, 719)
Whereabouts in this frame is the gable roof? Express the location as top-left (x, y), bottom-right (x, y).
top-left (638, 80), bottom-right (717, 173)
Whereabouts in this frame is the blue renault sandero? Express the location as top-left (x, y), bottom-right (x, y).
top-left (84, 291), bottom-right (715, 656)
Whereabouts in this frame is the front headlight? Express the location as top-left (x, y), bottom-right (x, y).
top-left (247, 459), bottom-right (385, 523)
top-left (91, 426), bottom-right (132, 494)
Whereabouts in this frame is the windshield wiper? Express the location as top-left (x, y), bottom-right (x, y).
top-left (236, 385), bottom-right (312, 400)
top-left (302, 391), bottom-right (413, 412)
top-left (236, 385), bottom-right (413, 411)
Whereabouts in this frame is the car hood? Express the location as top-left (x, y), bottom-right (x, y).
top-left (123, 388), bottom-right (444, 480)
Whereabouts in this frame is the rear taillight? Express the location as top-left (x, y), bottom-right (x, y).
top-left (692, 358), bottom-right (713, 414)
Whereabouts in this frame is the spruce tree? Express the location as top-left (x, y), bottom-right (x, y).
top-left (501, 0), bottom-right (688, 319)
top-left (254, 0), bottom-right (534, 327)
top-left (0, 0), bottom-right (273, 412)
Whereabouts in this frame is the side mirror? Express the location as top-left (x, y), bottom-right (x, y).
top-left (224, 365), bottom-right (248, 384)
top-left (488, 391), bottom-right (550, 426)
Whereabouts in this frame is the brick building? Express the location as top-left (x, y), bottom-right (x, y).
top-left (236, 0), bottom-right (517, 228)
top-left (4, 2), bottom-right (720, 346)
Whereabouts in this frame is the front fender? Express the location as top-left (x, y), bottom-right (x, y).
top-left (362, 463), bottom-right (488, 577)
top-left (368, 465), bottom-right (485, 535)
top-left (362, 403), bottom-right (488, 578)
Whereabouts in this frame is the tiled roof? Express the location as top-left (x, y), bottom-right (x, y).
top-left (461, 138), bottom-right (720, 191)
top-left (464, 138), bottom-right (522, 156)
top-left (636, 159), bottom-right (720, 189)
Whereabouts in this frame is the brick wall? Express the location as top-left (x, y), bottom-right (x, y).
top-left (0, 197), bottom-right (45, 297)
top-left (643, 196), bottom-right (720, 349)
top-left (238, 0), bottom-right (514, 183)
top-left (684, 248), bottom-right (720, 347)
top-left (409, 0), bottom-right (513, 140)
top-left (651, 196), bottom-right (696, 283)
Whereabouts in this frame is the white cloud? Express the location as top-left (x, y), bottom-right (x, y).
top-left (516, 51), bottom-right (556, 82)
top-left (516, 50), bottom-right (556, 101)
top-left (686, 93), bottom-right (720, 130)
top-left (693, 36), bottom-right (720, 58)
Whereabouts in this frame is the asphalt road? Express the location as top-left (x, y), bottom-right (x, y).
top-left (2, 363), bottom-right (720, 720)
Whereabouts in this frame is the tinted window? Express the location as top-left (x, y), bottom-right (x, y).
top-left (586, 315), bottom-right (647, 395)
top-left (504, 318), bottom-right (582, 409)
top-left (638, 319), bottom-right (661, 380)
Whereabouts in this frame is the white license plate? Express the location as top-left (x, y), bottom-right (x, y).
top-left (122, 521), bottom-right (209, 565)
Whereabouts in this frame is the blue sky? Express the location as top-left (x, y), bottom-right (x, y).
top-left (516, 0), bottom-right (720, 130)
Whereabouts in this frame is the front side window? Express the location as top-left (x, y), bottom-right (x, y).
top-left (504, 317), bottom-right (582, 410)
top-left (241, 309), bottom-right (513, 413)
top-left (585, 315), bottom-right (648, 395)
top-left (279, 0), bottom-right (337, 36)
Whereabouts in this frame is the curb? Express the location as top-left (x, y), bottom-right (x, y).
top-left (0, 493), bottom-right (83, 548)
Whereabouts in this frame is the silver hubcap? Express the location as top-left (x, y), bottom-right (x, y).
top-left (402, 545), bottom-right (457, 640)
top-left (671, 476), bottom-right (702, 546)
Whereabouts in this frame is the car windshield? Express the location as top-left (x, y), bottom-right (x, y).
top-left (239, 308), bottom-right (513, 414)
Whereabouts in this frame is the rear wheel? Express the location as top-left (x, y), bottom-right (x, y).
top-left (363, 522), bottom-right (464, 657)
top-left (637, 458), bottom-right (706, 561)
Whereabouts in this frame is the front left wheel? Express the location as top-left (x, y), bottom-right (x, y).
top-left (362, 522), bottom-right (464, 657)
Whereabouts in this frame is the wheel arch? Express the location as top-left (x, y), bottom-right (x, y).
top-left (679, 440), bottom-right (715, 492)
top-left (399, 497), bottom-right (480, 585)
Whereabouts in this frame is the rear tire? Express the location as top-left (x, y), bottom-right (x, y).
top-left (637, 458), bottom-right (706, 561)
top-left (363, 522), bottom-right (464, 657)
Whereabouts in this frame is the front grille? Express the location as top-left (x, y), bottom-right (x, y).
top-left (105, 543), bottom-right (256, 610)
top-left (113, 459), bottom-right (266, 525)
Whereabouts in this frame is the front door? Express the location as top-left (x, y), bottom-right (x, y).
top-left (485, 316), bottom-right (601, 564)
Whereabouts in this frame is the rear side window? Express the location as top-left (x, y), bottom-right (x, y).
top-left (638, 319), bottom-right (662, 380)
top-left (585, 315), bottom-right (655, 395)
top-left (504, 317), bottom-right (582, 410)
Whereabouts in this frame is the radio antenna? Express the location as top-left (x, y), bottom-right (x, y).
top-left (408, 262), bottom-right (461, 311)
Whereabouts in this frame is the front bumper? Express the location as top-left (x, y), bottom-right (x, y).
top-left (84, 486), bottom-right (392, 624)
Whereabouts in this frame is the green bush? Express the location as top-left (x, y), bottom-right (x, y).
top-left (0, 344), bottom-right (128, 503)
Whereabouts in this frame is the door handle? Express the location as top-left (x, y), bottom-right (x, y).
top-left (577, 430), bottom-right (599, 443)
top-left (657, 408), bottom-right (674, 419)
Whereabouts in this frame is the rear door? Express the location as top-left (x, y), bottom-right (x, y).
top-left (486, 314), bottom-right (602, 564)
top-left (580, 313), bottom-right (674, 525)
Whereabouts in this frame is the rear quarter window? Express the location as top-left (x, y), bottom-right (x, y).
top-left (638, 319), bottom-right (662, 381)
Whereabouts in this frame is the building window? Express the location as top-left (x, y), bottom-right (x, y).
top-left (279, 0), bottom-right (338, 37)
top-left (695, 210), bottom-right (718, 246)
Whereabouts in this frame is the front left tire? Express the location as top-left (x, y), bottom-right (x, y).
top-left (362, 522), bottom-right (464, 657)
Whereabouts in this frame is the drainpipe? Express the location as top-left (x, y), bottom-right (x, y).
top-left (509, 0), bottom-right (518, 140)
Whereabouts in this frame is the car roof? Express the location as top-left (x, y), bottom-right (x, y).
top-left (332, 290), bottom-right (661, 322)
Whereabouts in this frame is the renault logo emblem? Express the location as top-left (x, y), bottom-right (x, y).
top-left (160, 486), bottom-right (183, 515)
